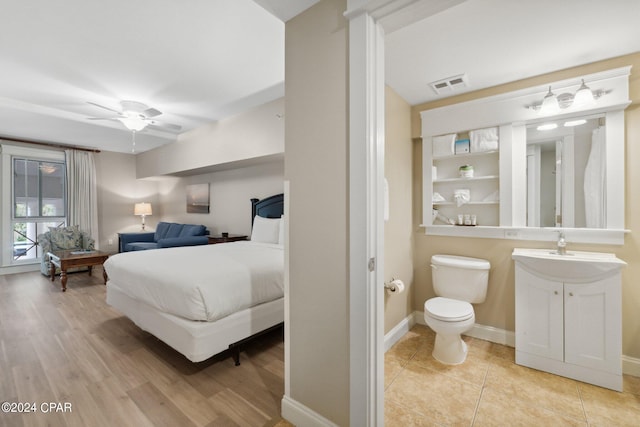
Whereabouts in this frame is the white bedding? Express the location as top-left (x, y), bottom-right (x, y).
top-left (104, 241), bottom-right (284, 322)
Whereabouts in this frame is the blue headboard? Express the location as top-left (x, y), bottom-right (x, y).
top-left (251, 193), bottom-right (284, 226)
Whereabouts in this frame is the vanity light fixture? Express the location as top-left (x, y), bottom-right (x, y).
top-left (572, 79), bottom-right (596, 108)
top-left (529, 79), bottom-right (606, 114)
top-left (539, 86), bottom-right (560, 115)
top-left (537, 123), bottom-right (558, 131)
top-left (564, 119), bottom-right (587, 127)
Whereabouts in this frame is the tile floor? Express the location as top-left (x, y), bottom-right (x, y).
top-left (385, 325), bottom-right (640, 426)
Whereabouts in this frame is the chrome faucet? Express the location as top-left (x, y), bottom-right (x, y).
top-left (556, 231), bottom-right (567, 255)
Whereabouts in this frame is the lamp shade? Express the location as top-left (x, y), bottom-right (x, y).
top-left (572, 79), bottom-right (595, 108)
top-left (134, 202), bottom-right (152, 216)
top-left (539, 86), bottom-right (560, 115)
top-left (118, 116), bottom-right (149, 132)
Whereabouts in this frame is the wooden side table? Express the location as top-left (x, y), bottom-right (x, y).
top-left (207, 234), bottom-right (248, 244)
top-left (48, 250), bottom-right (109, 292)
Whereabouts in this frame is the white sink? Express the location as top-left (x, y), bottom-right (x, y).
top-left (512, 248), bottom-right (626, 282)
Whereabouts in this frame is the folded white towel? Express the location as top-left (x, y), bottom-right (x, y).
top-left (454, 189), bottom-right (470, 207)
top-left (432, 192), bottom-right (446, 203)
top-left (432, 133), bottom-right (456, 157)
top-left (470, 127), bottom-right (499, 152)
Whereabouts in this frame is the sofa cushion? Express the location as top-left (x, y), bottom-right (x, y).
top-left (48, 225), bottom-right (81, 250)
top-left (157, 236), bottom-right (208, 248)
top-left (165, 223), bottom-right (185, 238)
top-left (154, 222), bottom-right (172, 241)
top-left (179, 224), bottom-right (206, 237)
top-left (126, 242), bottom-right (160, 251)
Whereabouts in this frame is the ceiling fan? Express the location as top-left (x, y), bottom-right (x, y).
top-left (87, 100), bottom-right (182, 133)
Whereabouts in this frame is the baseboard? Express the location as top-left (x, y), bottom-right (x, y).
top-left (467, 323), bottom-right (516, 347)
top-left (281, 395), bottom-right (339, 427)
top-left (622, 355), bottom-right (640, 377)
top-left (409, 310), bottom-right (640, 377)
top-left (384, 313), bottom-right (416, 352)
top-left (411, 310), bottom-right (515, 347)
top-left (0, 263), bottom-right (40, 276)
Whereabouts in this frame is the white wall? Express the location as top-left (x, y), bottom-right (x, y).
top-left (94, 151), bottom-right (159, 252)
top-left (156, 160), bottom-right (284, 236)
top-left (136, 98), bottom-right (284, 178)
top-left (285, 0), bottom-right (350, 424)
top-left (97, 95), bottom-right (285, 249)
top-left (384, 86), bottom-right (414, 333)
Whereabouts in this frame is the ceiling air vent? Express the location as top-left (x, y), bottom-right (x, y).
top-left (429, 73), bottom-right (469, 95)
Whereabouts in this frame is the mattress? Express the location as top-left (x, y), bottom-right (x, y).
top-left (103, 241), bottom-right (284, 322)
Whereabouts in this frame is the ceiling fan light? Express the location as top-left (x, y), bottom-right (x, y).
top-left (539, 86), bottom-right (560, 115)
top-left (118, 116), bottom-right (148, 132)
top-left (572, 79), bottom-right (595, 108)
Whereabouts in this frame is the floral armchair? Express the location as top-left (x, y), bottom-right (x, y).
top-left (38, 225), bottom-right (95, 276)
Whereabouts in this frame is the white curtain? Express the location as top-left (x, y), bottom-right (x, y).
top-left (584, 126), bottom-right (606, 228)
top-left (65, 150), bottom-right (99, 247)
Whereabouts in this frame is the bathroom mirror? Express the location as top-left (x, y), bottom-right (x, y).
top-left (526, 115), bottom-right (605, 228)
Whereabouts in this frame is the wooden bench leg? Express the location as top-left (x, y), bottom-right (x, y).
top-left (60, 270), bottom-right (67, 292)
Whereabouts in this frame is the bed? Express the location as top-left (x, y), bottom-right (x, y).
top-left (104, 194), bottom-right (284, 363)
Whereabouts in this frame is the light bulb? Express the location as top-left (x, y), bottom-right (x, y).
top-left (539, 86), bottom-right (560, 115)
top-left (118, 112), bottom-right (148, 131)
top-left (572, 79), bottom-right (595, 108)
top-left (564, 119), bottom-right (587, 127)
top-left (537, 123), bottom-right (558, 131)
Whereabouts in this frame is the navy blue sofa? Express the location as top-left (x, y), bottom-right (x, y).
top-left (119, 222), bottom-right (209, 252)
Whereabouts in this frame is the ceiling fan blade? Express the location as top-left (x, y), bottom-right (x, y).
top-left (143, 107), bottom-right (162, 118)
top-left (147, 120), bottom-right (182, 131)
top-left (87, 101), bottom-right (123, 115)
top-left (87, 117), bottom-right (119, 121)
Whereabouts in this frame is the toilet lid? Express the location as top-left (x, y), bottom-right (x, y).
top-left (425, 297), bottom-right (474, 322)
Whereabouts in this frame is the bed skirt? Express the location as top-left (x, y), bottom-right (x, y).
top-left (106, 281), bottom-right (284, 362)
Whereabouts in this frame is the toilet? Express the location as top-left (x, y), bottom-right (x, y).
top-left (424, 254), bottom-right (490, 365)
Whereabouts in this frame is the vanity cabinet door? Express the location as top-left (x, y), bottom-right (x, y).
top-left (515, 266), bottom-right (564, 361)
top-left (564, 275), bottom-right (622, 374)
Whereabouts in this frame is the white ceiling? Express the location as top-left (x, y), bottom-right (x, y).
top-left (0, 0), bottom-right (285, 153)
top-left (386, 0), bottom-right (640, 105)
top-left (1, 0), bottom-right (639, 154)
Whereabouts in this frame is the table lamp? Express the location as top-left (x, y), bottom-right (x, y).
top-left (134, 202), bottom-right (152, 231)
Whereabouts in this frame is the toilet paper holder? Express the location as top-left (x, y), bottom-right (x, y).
top-left (384, 277), bottom-right (400, 291)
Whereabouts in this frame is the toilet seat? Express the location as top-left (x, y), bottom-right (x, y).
top-left (425, 297), bottom-right (473, 322)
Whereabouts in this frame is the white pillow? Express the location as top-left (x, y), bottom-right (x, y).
top-left (251, 216), bottom-right (281, 244)
top-left (278, 215), bottom-right (285, 245)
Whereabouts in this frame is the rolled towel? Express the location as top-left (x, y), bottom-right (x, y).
top-left (470, 127), bottom-right (499, 152)
top-left (432, 133), bottom-right (456, 157)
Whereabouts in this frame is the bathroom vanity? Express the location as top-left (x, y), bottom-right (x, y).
top-left (512, 248), bottom-right (626, 391)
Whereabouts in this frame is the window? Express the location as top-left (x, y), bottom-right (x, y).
top-left (11, 158), bottom-right (66, 262)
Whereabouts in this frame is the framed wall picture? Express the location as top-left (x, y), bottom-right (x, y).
top-left (186, 183), bottom-right (210, 213)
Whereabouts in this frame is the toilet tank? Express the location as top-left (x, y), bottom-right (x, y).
top-left (431, 254), bottom-right (490, 303)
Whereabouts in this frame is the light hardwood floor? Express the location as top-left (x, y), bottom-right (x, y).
top-left (0, 269), bottom-right (285, 427)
